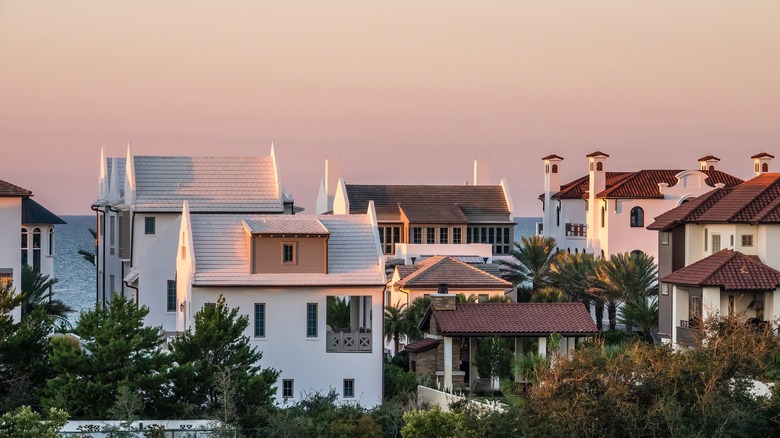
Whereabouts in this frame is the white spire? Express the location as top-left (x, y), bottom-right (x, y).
top-left (99, 146), bottom-right (107, 199)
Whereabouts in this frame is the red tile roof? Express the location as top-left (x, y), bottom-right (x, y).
top-left (698, 155), bottom-right (720, 161)
top-left (404, 338), bottom-right (441, 353)
top-left (426, 302), bottom-right (597, 336)
top-left (552, 170), bottom-right (742, 201)
top-left (662, 250), bottom-right (780, 291)
top-left (542, 154), bottom-right (564, 160)
top-left (752, 152), bottom-right (775, 159)
top-left (0, 179), bottom-right (32, 197)
top-left (586, 151), bottom-right (610, 158)
top-left (396, 256), bottom-right (511, 289)
top-left (649, 173), bottom-right (780, 229)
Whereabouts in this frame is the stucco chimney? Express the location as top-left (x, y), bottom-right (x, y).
top-left (752, 152), bottom-right (775, 176)
top-left (698, 155), bottom-right (720, 171)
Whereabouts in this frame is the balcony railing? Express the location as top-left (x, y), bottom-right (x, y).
top-left (326, 331), bottom-right (372, 353)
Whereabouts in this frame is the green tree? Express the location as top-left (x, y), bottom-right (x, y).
top-left (498, 235), bottom-right (557, 292)
top-left (401, 296), bottom-right (431, 343)
top-left (455, 293), bottom-right (478, 303)
top-left (530, 286), bottom-right (567, 303)
top-left (595, 252), bottom-right (658, 331)
top-left (619, 297), bottom-right (659, 343)
top-left (327, 296), bottom-right (351, 328)
top-left (384, 301), bottom-right (409, 355)
top-left (0, 405), bottom-right (68, 438)
top-left (169, 294), bottom-right (278, 431)
top-left (549, 252), bottom-right (600, 325)
top-left (43, 295), bottom-right (173, 419)
top-left (77, 228), bottom-right (97, 266)
top-left (401, 407), bottom-right (467, 438)
top-left (20, 265), bottom-right (73, 323)
top-left (0, 281), bottom-right (54, 411)
top-left (473, 336), bottom-right (513, 393)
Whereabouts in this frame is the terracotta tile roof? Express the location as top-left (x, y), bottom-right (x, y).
top-left (21, 198), bottom-right (66, 225)
top-left (345, 185), bottom-right (510, 217)
top-left (399, 203), bottom-right (468, 224)
top-left (647, 188), bottom-right (730, 230)
top-left (0, 179), bottom-right (32, 197)
top-left (662, 250), bottom-right (780, 291)
top-left (586, 151), bottom-right (610, 158)
top-left (752, 152), bottom-right (775, 159)
top-left (428, 302), bottom-right (597, 336)
top-left (552, 170), bottom-right (742, 201)
top-left (541, 154), bottom-right (564, 160)
top-left (396, 256), bottom-right (511, 289)
top-left (403, 338), bottom-right (440, 353)
top-left (698, 155), bottom-right (720, 161)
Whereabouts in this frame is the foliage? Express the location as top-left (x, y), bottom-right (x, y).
top-left (169, 294), bottom-right (279, 431)
top-left (43, 295), bottom-right (173, 419)
top-left (390, 350), bottom-right (410, 372)
top-left (451, 402), bottom-right (524, 438)
top-left (327, 296), bottom-right (351, 328)
top-left (473, 336), bottom-right (513, 392)
top-left (401, 407), bottom-right (467, 438)
top-left (530, 286), bottom-right (567, 303)
top-left (455, 293), bottom-right (478, 303)
top-left (0, 281), bottom-right (54, 412)
top-left (20, 265), bottom-right (73, 323)
top-left (402, 296), bottom-right (431, 343)
top-left (0, 405), bottom-right (68, 438)
top-left (522, 314), bottom-right (780, 437)
top-left (498, 235), bottom-right (557, 290)
top-left (594, 252), bottom-right (658, 331)
top-left (549, 251), bottom-right (598, 319)
top-left (384, 363), bottom-right (418, 401)
top-left (619, 296), bottom-right (659, 343)
top-left (77, 227), bottom-right (97, 266)
top-left (384, 301), bottom-right (409, 355)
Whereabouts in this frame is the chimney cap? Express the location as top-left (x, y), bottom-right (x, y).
top-left (752, 152), bottom-right (775, 159)
top-left (542, 154), bottom-right (564, 161)
top-left (698, 155), bottom-right (721, 162)
top-left (586, 151), bottom-right (609, 158)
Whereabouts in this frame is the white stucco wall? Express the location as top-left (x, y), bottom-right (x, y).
top-left (0, 198), bottom-right (22, 321)
top-left (190, 286), bottom-right (384, 407)
top-left (136, 214), bottom-right (181, 331)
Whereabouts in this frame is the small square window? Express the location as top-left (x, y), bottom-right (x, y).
top-left (145, 217), bottom-right (156, 235)
top-left (283, 243), bottom-right (297, 264)
top-left (282, 379), bottom-right (294, 399)
top-left (741, 235), bottom-right (754, 247)
top-left (343, 379), bottom-right (355, 398)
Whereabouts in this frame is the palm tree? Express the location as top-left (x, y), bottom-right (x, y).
top-left (402, 296), bottom-right (431, 342)
top-left (498, 235), bottom-right (557, 293)
top-left (486, 294), bottom-right (512, 303)
top-left (326, 296), bottom-right (351, 328)
top-left (20, 265), bottom-right (73, 323)
top-left (384, 301), bottom-right (408, 355)
top-left (549, 251), bottom-right (603, 329)
top-left (455, 293), bottom-right (478, 303)
top-left (620, 296), bottom-right (659, 343)
top-left (78, 228), bottom-right (97, 266)
top-left (596, 252), bottom-right (658, 331)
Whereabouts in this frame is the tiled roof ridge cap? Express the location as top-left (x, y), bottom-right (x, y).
top-left (135, 154), bottom-right (271, 159)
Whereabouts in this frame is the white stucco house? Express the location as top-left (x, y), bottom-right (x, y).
top-left (539, 152), bottom-right (744, 261)
top-left (648, 157), bottom-right (780, 347)
top-left (175, 201), bottom-right (386, 406)
top-left (92, 144), bottom-right (297, 332)
top-left (0, 179), bottom-right (65, 321)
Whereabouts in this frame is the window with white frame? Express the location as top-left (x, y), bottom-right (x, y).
top-left (166, 280), bottom-right (176, 313)
top-left (254, 303), bottom-right (266, 337)
top-left (145, 216), bottom-right (156, 235)
top-left (661, 232), bottom-right (670, 245)
top-left (306, 303), bottom-right (317, 337)
top-left (412, 227), bottom-right (422, 244)
top-left (630, 207), bottom-right (644, 228)
top-left (452, 228), bottom-right (462, 244)
top-left (712, 234), bottom-right (721, 253)
top-left (439, 227), bottom-right (448, 244)
top-left (282, 379), bottom-right (294, 399)
top-left (282, 242), bottom-right (297, 264)
top-left (343, 379), bottom-right (355, 398)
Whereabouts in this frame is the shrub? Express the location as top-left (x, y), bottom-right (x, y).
top-left (384, 364), bottom-right (418, 401)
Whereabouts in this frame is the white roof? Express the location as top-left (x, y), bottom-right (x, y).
top-left (133, 156), bottom-right (283, 212)
top-left (243, 218), bottom-right (328, 235)
top-left (190, 214), bottom-right (385, 286)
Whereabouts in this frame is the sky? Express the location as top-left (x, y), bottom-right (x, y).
top-left (1, 1), bottom-right (778, 216)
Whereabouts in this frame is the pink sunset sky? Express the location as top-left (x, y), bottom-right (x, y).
top-left (1, 1), bottom-right (778, 216)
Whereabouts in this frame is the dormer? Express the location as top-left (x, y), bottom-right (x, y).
top-left (243, 219), bottom-right (330, 274)
top-left (698, 155), bottom-right (720, 171)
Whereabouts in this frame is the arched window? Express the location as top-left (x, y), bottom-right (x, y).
top-left (709, 165), bottom-right (715, 171)
top-left (630, 207), bottom-right (644, 227)
top-left (21, 228), bottom-right (28, 266)
top-left (762, 162), bottom-right (769, 173)
top-left (596, 162), bottom-right (604, 171)
top-left (679, 197), bottom-right (692, 206)
top-left (551, 164), bottom-right (558, 174)
top-left (32, 228), bottom-right (42, 271)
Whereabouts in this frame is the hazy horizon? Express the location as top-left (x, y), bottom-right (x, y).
top-left (1, 1), bottom-right (778, 216)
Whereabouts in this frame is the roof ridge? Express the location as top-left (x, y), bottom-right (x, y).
top-left (725, 174), bottom-right (780, 222)
top-left (700, 250), bottom-right (739, 283)
top-left (397, 256), bottom-right (447, 285)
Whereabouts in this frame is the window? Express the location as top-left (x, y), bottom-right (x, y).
top-left (282, 243), bottom-right (296, 264)
top-left (551, 164), bottom-right (558, 173)
top-left (467, 226), bottom-right (511, 254)
top-left (596, 162), bottom-right (604, 171)
top-left (166, 280), bottom-right (176, 312)
top-left (343, 379), bottom-right (355, 398)
top-left (630, 207), bottom-right (644, 227)
top-left (690, 296), bottom-right (702, 325)
top-left (0, 269), bottom-right (12, 288)
top-left (566, 223), bottom-right (586, 237)
top-left (48, 228), bottom-right (54, 256)
top-left (109, 274), bottom-right (115, 299)
top-left (439, 228), bottom-right (448, 244)
top-left (412, 227), bottom-right (422, 244)
top-left (204, 302), bottom-right (216, 311)
top-left (254, 303), bottom-right (266, 337)
top-left (109, 215), bottom-right (116, 255)
top-left (453, 228), bottom-right (462, 244)
top-left (282, 379), bottom-right (294, 399)
top-left (661, 232), bottom-right (670, 245)
top-left (21, 228), bottom-right (28, 266)
top-left (32, 228), bottom-right (41, 271)
top-left (478, 294), bottom-right (489, 303)
top-left (306, 303), bottom-right (318, 337)
top-left (712, 234), bottom-right (721, 253)
top-left (426, 228), bottom-right (435, 244)
top-left (145, 217), bottom-right (156, 235)
top-left (763, 163), bottom-right (769, 173)
top-left (661, 283), bottom-right (670, 296)
top-left (741, 235), bottom-right (754, 247)
top-left (379, 226), bottom-right (402, 254)
top-left (704, 229), bottom-right (708, 251)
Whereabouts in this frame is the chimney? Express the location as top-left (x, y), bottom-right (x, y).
top-left (698, 155), bottom-right (720, 171)
top-left (542, 154), bottom-right (564, 237)
top-left (752, 152), bottom-right (775, 176)
top-left (586, 151), bottom-right (608, 253)
top-left (431, 292), bottom-right (456, 311)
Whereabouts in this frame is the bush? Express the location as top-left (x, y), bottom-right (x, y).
top-left (390, 350), bottom-right (410, 371)
top-left (401, 407), bottom-right (466, 438)
top-left (600, 329), bottom-right (627, 346)
top-left (385, 364), bottom-right (418, 401)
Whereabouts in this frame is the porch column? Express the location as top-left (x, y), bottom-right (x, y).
top-left (538, 336), bottom-right (547, 357)
top-left (514, 338), bottom-right (524, 381)
top-left (443, 336), bottom-right (453, 392)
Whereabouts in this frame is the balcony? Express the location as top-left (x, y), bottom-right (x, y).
top-left (326, 330), bottom-right (372, 353)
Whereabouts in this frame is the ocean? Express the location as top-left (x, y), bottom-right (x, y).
top-left (54, 216), bottom-right (542, 321)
